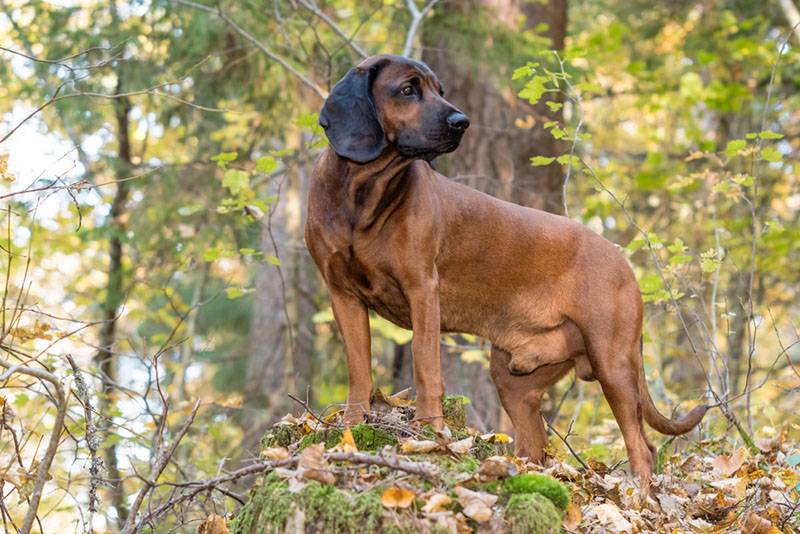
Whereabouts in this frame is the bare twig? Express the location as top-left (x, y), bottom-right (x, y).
top-left (402, 0), bottom-right (440, 57)
top-left (173, 0), bottom-right (327, 99)
top-left (296, 0), bottom-right (368, 58)
top-left (121, 399), bottom-right (201, 534)
top-left (0, 359), bottom-right (69, 534)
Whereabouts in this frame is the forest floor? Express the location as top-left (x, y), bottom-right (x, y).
top-left (201, 392), bottom-right (800, 533)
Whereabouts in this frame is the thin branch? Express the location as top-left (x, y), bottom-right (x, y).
top-left (296, 0), bottom-right (368, 58)
top-left (0, 359), bottom-right (69, 534)
top-left (173, 0), bottom-right (327, 99)
top-left (121, 399), bottom-right (201, 534)
top-left (402, 0), bottom-right (440, 58)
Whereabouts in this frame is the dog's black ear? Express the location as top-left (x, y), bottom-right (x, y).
top-left (319, 67), bottom-right (386, 163)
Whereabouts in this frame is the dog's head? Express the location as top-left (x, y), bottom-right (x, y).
top-left (319, 54), bottom-right (469, 163)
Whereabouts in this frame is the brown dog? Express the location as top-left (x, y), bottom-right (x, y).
top-left (305, 54), bottom-right (707, 486)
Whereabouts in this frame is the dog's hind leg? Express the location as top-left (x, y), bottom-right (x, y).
top-left (581, 287), bottom-right (655, 489)
top-left (490, 345), bottom-right (571, 462)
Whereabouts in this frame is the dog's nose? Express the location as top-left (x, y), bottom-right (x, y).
top-left (447, 112), bottom-right (470, 132)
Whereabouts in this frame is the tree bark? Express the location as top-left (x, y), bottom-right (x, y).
top-left (94, 24), bottom-right (132, 528)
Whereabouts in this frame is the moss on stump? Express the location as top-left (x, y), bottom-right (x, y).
top-left (504, 473), bottom-right (571, 511)
top-left (505, 493), bottom-right (562, 534)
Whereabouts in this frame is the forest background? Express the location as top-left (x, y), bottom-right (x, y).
top-left (1, 0), bottom-right (799, 531)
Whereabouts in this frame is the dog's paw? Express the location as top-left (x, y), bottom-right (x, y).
top-left (342, 404), bottom-right (369, 426)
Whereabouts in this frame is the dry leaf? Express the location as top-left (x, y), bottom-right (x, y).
top-left (261, 447), bottom-right (290, 460)
top-left (586, 502), bottom-right (633, 533)
top-left (447, 436), bottom-right (474, 454)
top-left (562, 501), bottom-right (582, 530)
top-left (381, 486), bottom-right (415, 508)
top-left (333, 428), bottom-right (358, 453)
top-left (401, 439), bottom-right (439, 454)
top-left (712, 448), bottom-right (748, 477)
top-left (197, 514), bottom-right (229, 534)
top-left (297, 443), bottom-right (335, 485)
top-left (422, 493), bottom-right (452, 513)
top-left (454, 486), bottom-right (497, 523)
top-left (478, 456), bottom-right (517, 478)
top-left (744, 512), bottom-right (781, 534)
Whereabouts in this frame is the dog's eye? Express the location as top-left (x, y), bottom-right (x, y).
top-left (401, 86), bottom-right (415, 96)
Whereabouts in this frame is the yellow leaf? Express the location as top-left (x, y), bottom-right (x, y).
top-left (381, 486), bottom-right (415, 508)
top-left (563, 501), bottom-right (582, 530)
top-left (480, 432), bottom-right (513, 444)
top-left (421, 493), bottom-right (452, 513)
top-left (334, 428), bottom-right (358, 453)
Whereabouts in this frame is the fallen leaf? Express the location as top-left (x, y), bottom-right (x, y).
top-left (447, 436), bottom-right (474, 454)
top-left (712, 448), bottom-right (748, 477)
top-left (400, 439), bottom-right (439, 454)
top-left (478, 456), bottom-right (517, 479)
top-left (454, 486), bottom-right (497, 523)
top-left (297, 443), bottom-right (335, 485)
top-left (562, 501), bottom-right (582, 530)
top-left (480, 432), bottom-right (513, 444)
top-left (381, 486), bottom-right (415, 508)
top-left (744, 512), bottom-right (781, 534)
top-left (197, 514), bottom-right (229, 534)
top-left (333, 428), bottom-right (358, 453)
top-left (261, 447), bottom-right (290, 460)
top-left (585, 502), bottom-right (633, 533)
top-left (421, 493), bottom-right (452, 513)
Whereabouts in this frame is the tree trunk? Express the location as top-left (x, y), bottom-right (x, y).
top-left (94, 27), bottom-right (132, 528)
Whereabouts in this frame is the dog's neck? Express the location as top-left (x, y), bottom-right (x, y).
top-left (323, 147), bottom-right (417, 231)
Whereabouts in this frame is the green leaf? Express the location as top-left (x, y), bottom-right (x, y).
top-left (265, 255), bottom-right (281, 266)
top-left (758, 130), bottom-right (783, 140)
top-left (638, 272), bottom-right (663, 293)
top-left (724, 139), bottom-right (746, 157)
top-left (761, 147), bottom-right (782, 163)
top-left (556, 154), bottom-right (580, 166)
top-left (669, 254), bottom-right (692, 266)
top-left (530, 156), bottom-right (555, 166)
top-left (519, 76), bottom-right (548, 104)
top-left (211, 151), bottom-right (237, 169)
top-left (256, 156), bottom-right (278, 173)
top-left (222, 169), bottom-right (249, 195)
top-left (545, 101), bottom-right (563, 112)
top-left (225, 287), bottom-right (244, 299)
top-left (239, 248), bottom-right (260, 255)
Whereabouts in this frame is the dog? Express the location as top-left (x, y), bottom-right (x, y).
top-left (304, 54), bottom-right (707, 486)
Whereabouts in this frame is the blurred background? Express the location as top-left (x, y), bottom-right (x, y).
top-left (1, 0), bottom-right (799, 531)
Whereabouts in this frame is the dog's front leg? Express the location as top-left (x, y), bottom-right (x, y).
top-left (330, 290), bottom-right (372, 425)
top-left (407, 280), bottom-right (444, 429)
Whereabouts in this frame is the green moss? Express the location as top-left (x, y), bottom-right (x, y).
top-left (504, 474), bottom-right (570, 511)
top-left (350, 423), bottom-right (397, 450)
top-left (298, 424), bottom-right (396, 451)
top-left (299, 482), bottom-right (385, 533)
top-left (260, 425), bottom-right (302, 449)
top-left (229, 473), bottom-right (293, 534)
top-left (442, 395), bottom-right (470, 430)
top-left (455, 457), bottom-right (479, 474)
top-left (505, 493), bottom-right (562, 534)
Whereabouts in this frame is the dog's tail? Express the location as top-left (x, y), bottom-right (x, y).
top-left (637, 339), bottom-right (709, 435)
